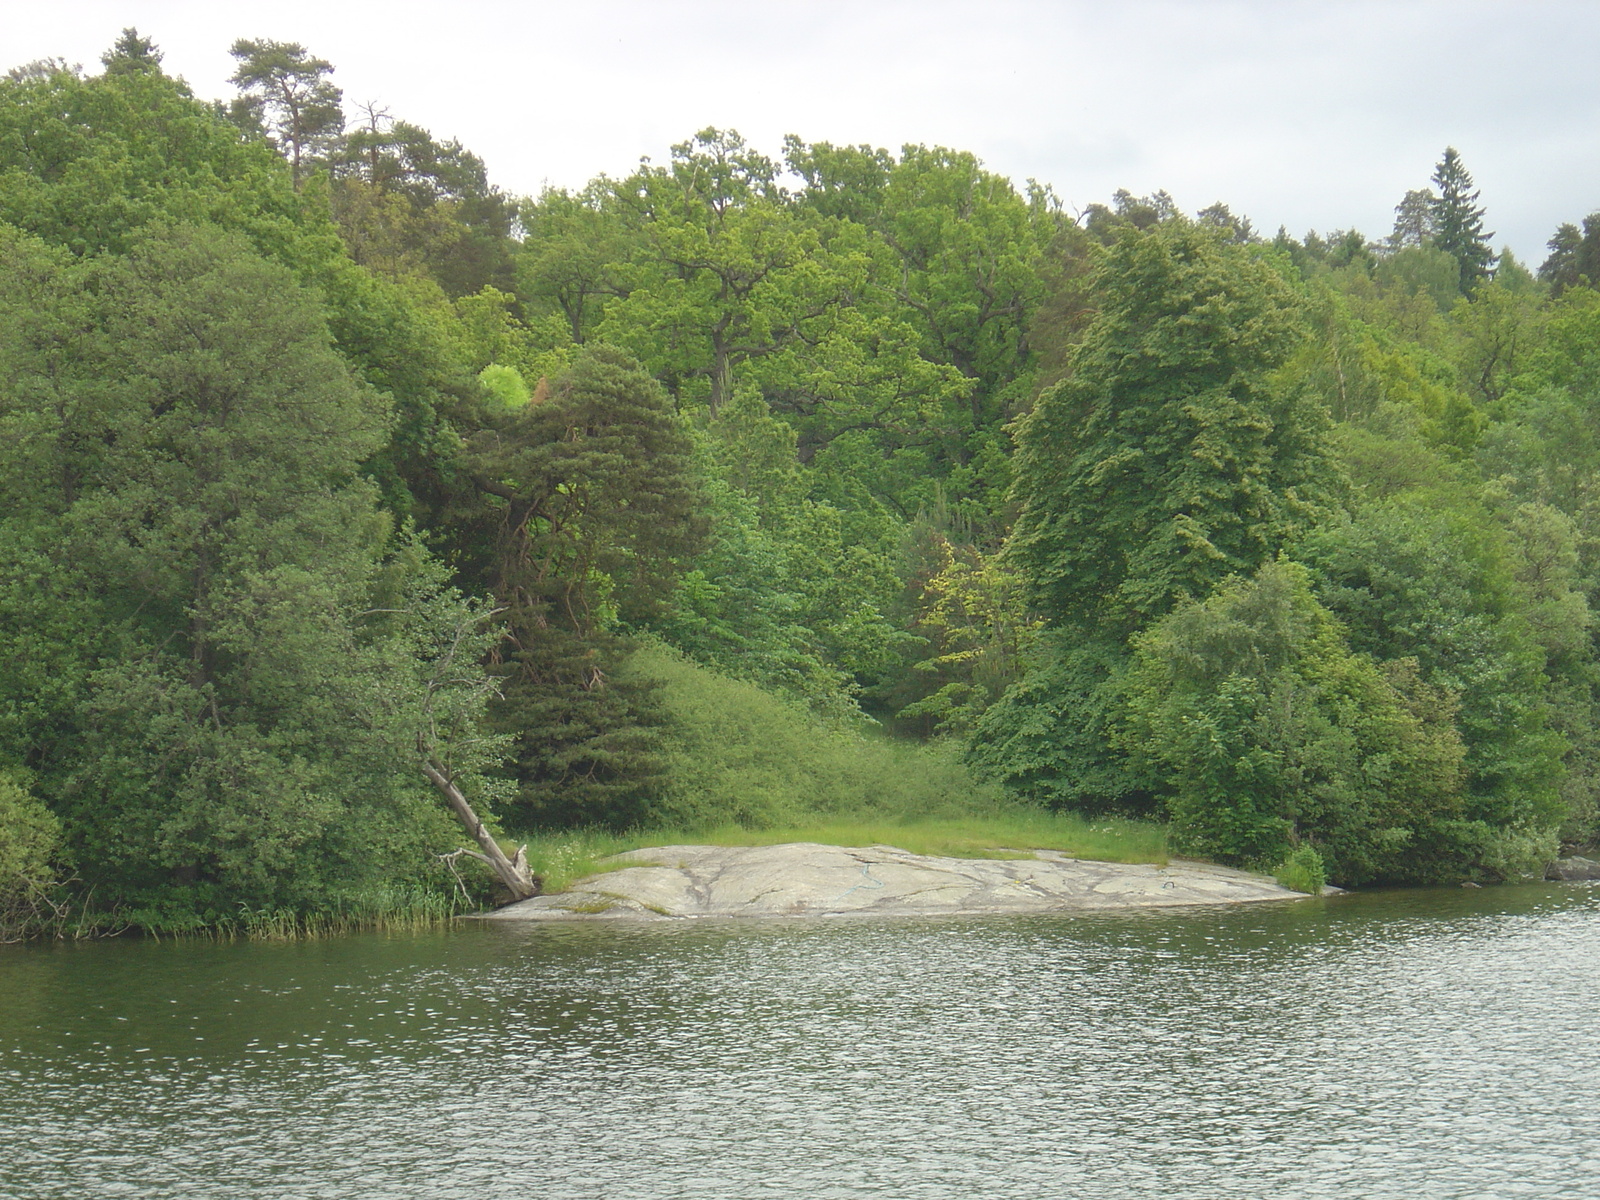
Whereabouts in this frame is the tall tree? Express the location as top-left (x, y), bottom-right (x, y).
top-left (1539, 213), bottom-right (1600, 296)
top-left (1008, 219), bottom-right (1333, 635)
top-left (1429, 147), bottom-right (1495, 294)
top-left (228, 39), bottom-right (344, 188)
top-left (100, 28), bottom-right (162, 75)
top-left (0, 224), bottom-right (476, 918)
top-left (977, 220), bottom-right (1335, 814)
top-left (1388, 188), bottom-right (1436, 251)
top-left (337, 114), bottom-right (516, 295)
top-left (457, 346), bottom-right (704, 826)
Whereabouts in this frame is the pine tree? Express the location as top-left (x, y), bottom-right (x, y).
top-left (1539, 213), bottom-right (1600, 296)
top-left (1429, 147), bottom-right (1496, 294)
top-left (228, 39), bottom-right (345, 188)
top-left (1388, 188), bottom-right (1436, 251)
top-left (459, 346), bottom-right (703, 827)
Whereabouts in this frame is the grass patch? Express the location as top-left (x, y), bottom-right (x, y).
top-left (504, 646), bottom-right (1168, 897)
top-left (671, 812), bottom-right (1167, 864)
top-left (516, 809), bottom-right (1167, 894)
top-left (1273, 845), bottom-right (1328, 895)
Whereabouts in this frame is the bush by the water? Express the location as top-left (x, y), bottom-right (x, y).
top-left (1274, 845), bottom-right (1328, 894)
top-left (0, 774), bottom-right (61, 939)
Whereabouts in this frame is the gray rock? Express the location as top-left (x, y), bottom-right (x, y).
top-left (474, 842), bottom-right (1319, 922)
top-left (1548, 855), bottom-right (1600, 881)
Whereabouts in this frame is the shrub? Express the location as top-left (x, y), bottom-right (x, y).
top-left (1274, 845), bottom-right (1327, 894)
top-left (0, 773), bottom-right (61, 939)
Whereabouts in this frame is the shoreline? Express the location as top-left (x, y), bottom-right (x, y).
top-left (474, 841), bottom-right (1319, 922)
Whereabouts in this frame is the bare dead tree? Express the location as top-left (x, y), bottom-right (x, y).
top-left (417, 606), bottom-right (540, 902)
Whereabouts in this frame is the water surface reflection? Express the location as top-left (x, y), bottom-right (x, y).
top-left (4, 885), bottom-right (1598, 1198)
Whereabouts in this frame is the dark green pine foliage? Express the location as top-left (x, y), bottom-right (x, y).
top-left (1539, 213), bottom-right (1600, 296)
top-left (1429, 147), bottom-right (1496, 294)
top-left (227, 39), bottom-right (345, 189)
top-left (461, 346), bottom-right (703, 827)
top-left (1007, 219), bottom-right (1334, 637)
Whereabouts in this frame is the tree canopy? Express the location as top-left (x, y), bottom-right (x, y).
top-left (3, 33), bottom-right (1599, 931)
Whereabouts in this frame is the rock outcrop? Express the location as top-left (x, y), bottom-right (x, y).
top-left (476, 842), bottom-right (1319, 922)
top-left (1548, 855), bottom-right (1600, 882)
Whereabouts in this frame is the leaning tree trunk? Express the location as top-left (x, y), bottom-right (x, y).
top-left (419, 758), bottom-right (540, 902)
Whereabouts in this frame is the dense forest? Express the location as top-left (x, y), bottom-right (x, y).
top-left (5, 31), bottom-right (1600, 931)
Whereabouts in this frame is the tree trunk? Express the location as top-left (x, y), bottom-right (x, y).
top-left (419, 758), bottom-right (540, 902)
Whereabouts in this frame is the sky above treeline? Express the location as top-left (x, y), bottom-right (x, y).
top-left (10, 0), bottom-right (1598, 265)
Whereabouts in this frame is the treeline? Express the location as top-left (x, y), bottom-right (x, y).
top-left (4, 31), bottom-right (1600, 929)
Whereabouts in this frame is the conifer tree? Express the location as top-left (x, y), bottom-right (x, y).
top-left (459, 346), bottom-right (703, 826)
top-left (100, 28), bottom-right (162, 75)
top-left (1388, 188), bottom-right (1435, 251)
top-left (1429, 147), bottom-right (1496, 294)
top-left (1539, 213), bottom-right (1600, 295)
top-left (228, 39), bottom-right (344, 188)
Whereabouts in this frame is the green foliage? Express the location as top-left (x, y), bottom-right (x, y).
top-left (0, 223), bottom-right (471, 922)
top-left (1008, 219), bottom-right (1334, 635)
top-left (1124, 562), bottom-right (1470, 883)
top-left (896, 531), bottom-right (1040, 737)
top-left (0, 61), bottom-right (321, 261)
top-left (1297, 493), bottom-right (1567, 835)
top-left (622, 642), bottom-right (1006, 830)
top-left (1274, 845), bottom-right (1327, 894)
top-left (1540, 213), bottom-right (1600, 296)
top-left (458, 345), bottom-right (702, 827)
top-left (1429, 147), bottom-right (1496, 294)
top-left (1376, 245), bottom-right (1462, 312)
top-left (478, 362), bottom-right (531, 409)
top-left (650, 394), bottom-right (910, 717)
top-left (7, 42), bottom-right (1600, 913)
top-left (967, 631), bottom-right (1156, 814)
top-left (1471, 823), bottom-right (1559, 882)
top-left (227, 39), bottom-right (344, 187)
top-left (0, 774), bottom-right (60, 895)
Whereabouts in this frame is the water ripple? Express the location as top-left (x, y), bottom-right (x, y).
top-left (3, 886), bottom-right (1599, 1198)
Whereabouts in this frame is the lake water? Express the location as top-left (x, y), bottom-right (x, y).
top-left (3, 884), bottom-right (1598, 1199)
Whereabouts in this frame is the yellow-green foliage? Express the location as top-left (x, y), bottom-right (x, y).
top-left (517, 828), bottom-right (645, 895)
top-left (623, 640), bottom-right (1010, 828)
top-left (668, 812), bottom-right (1167, 865)
top-left (1274, 845), bottom-right (1327, 894)
top-left (0, 773), bottom-right (61, 938)
top-left (0, 774), bottom-right (58, 897)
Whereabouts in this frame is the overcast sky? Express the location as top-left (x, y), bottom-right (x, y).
top-left (9, 1), bottom-right (1598, 263)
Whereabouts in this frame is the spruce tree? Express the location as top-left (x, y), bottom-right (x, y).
top-left (1429, 147), bottom-right (1496, 294)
